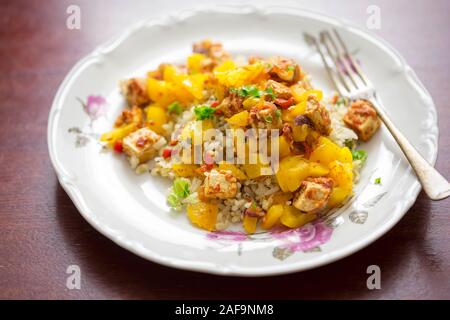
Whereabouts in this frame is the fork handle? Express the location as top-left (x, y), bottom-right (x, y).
top-left (369, 97), bottom-right (450, 200)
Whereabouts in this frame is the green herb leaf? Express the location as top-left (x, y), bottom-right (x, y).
top-left (194, 105), bottom-right (216, 120)
top-left (286, 65), bottom-right (295, 71)
top-left (336, 97), bottom-right (346, 105)
top-left (239, 85), bottom-right (262, 98)
top-left (374, 177), bottom-right (381, 185)
top-left (275, 109), bottom-right (281, 118)
top-left (168, 101), bottom-right (182, 115)
top-left (173, 178), bottom-right (190, 198)
top-left (167, 193), bottom-right (181, 209)
top-left (265, 86), bottom-right (276, 100)
top-left (351, 149), bottom-right (368, 165)
top-left (344, 139), bottom-right (356, 150)
top-left (231, 85), bottom-right (277, 100)
top-left (264, 115), bottom-right (273, 123)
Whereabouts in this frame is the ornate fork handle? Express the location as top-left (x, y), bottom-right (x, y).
top-left (370, 97), bottom-right (450, 200)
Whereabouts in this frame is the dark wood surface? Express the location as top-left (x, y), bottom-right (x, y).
top-left (0, 0), bottom-right (449, 299)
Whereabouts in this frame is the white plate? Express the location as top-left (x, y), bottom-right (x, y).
top-left (48, 5), bottom-right (438, 276)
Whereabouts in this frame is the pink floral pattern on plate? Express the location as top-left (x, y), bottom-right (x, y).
top-left (206, 222), bottom-right (333, 260)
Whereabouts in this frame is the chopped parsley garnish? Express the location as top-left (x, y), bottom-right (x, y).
top-left (374, 177), bottom-right (381, 185)
top-left (167, 178), bottom-right (191, 210)
top-left (336, 97), bottom-right (346, 105)
top-left (265, 86), bottom-right (276, 99)
top-left (344, 139), bottom-right (356, 150)
top-left (264, 115), bottom-right (273, 123)
top-left (168, 101), bottom-right (182, 114)
top-left (194, 105), bottom-right (216, 120)
top-left (275, 109), bottom-right (282, 118)
top-left (230, 85), bottom-right (277, 99)
top-left (351, 149), bottom-right (368, 165)
top-left (286, 65), bottom-right (295, 71)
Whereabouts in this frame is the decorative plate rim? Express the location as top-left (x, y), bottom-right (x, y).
top-left (47, 4), bottom-right (439, 276)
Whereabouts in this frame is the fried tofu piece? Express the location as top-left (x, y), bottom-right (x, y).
top-left (203, 169), bottom-right (238, 199)
top-left (114, 106), bottom-right (143, 128)
top-left (304, 96), bottom-right (331, 135)
top-left (343, 99), bottom-right (381, 141)
top-left (293, 177), bottom-right (333, 213)
top-left (120, 78), bottom-right (150, 107)
top-left (122, 127), bottom-right (162, 164)
top-left (268, 56), bottom-right (301, 84)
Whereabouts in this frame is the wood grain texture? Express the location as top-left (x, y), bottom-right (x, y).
top-left (0, 0), bottom-right (449, 299)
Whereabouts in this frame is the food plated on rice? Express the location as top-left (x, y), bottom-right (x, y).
top-left (100, 39), bottom-right (380, 234)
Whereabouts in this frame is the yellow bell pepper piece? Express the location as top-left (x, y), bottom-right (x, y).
top-left (187, 201), bottom-right (218, 231)
top-left (187, 53), bottom-right (206, 74)
top-left (262, 204), bottom-right (284, 230)
top-left (280, 205), bottom-right (316, 228)
top-left (278, 135), bottom-right (291, 159)
top-left (146, 105), bottom-right (167, 134)
top-left (226, 110), bottom-right (250, 128)
top-left (217, 163), bottom-right (247, 180)
top-left (171, 163), bottom-right (199, 177)
top-left (243, 215), bottom-right (258, 234)
top-left (281, 101), bottom-right (307, 122)
top-left (100, 123), bottom-right (136, 145)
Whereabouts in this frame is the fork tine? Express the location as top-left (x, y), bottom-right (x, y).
top-left (319, 31), bottom-right (353, 94)
top-left (332, 29), bottom-right (371, 87)
top-left (304, 33), bottom-right (348, 96)
top-left (321, 31), bottom-right (360, 90)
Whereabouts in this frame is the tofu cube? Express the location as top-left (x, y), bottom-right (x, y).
top-left (343, 99), bottom-right (381, 141)
top-left (122, 127), bottom-right (161, 164)
top-left (304, 96), bottom-right (331, 135)
top-left (203, 169), bottom-right (238, 199)
top-left (120, 78), bottom-right (149, 107)
top-left (293, 177), bottom-right (333, 213)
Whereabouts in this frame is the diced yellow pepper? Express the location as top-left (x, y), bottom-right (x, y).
top-left (242, 97), bottom-right (261, 109)
top-left (243, 215), bottom-right (258, 234)
top-left (280, 205), bottom-right (316, 228)
top-left (328, 186), bottom-right (350, 208)
top-left (275, 156), bottom-right (311, 192)
top-left (298, 89), bottom-right (323, 102)
top-left (338, 146), bottom-right (353, 163)
top-left (214, 61), bottom-right (266, 87)
top-left (262, 204), bottom-right (284, 229)
top-left (278, 135), bottom-right (291, 159)
top-left (275, 156), bottom-right (329, 192)
top-left (187, 201), bottom-right (218, 231)
top-left (187, 53), bottom-right (206, 74)
top-left (226, 110), bottom-right (250, 128)
top-left (270, 192), bottom-right (293, 205)
top-left (217, 163), bottom-right (247, 180)
top-left (309, 136), bottom-right (342, 165)
top-left (308, 162), bottom-right (330, 177)
top-left (328, 160), bottom-right (353, 192)
top-left (281, 101), bottom-right (307, 122)
top-left (171, 163), bottom-right (199, 177)
top-left (100, 123), bottom-right (137, 146)
top-left (146, 105), bottom-right (167, 134)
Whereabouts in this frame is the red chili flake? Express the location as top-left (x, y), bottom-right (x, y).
top-left (113, 140), bottom-right (123, 153)
top-left (210, 100), bottom-right (220, 108)
top-left (274, 97), bottom-right (295, 109)
top-left (162, 148), bottom-right (172, 159)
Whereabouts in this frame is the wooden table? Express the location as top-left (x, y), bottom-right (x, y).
top-left (1, 0), bottom-right (449, 299)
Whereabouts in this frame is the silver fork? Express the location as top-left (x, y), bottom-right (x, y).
top-left (305, 29), bottom-right (450, 200)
